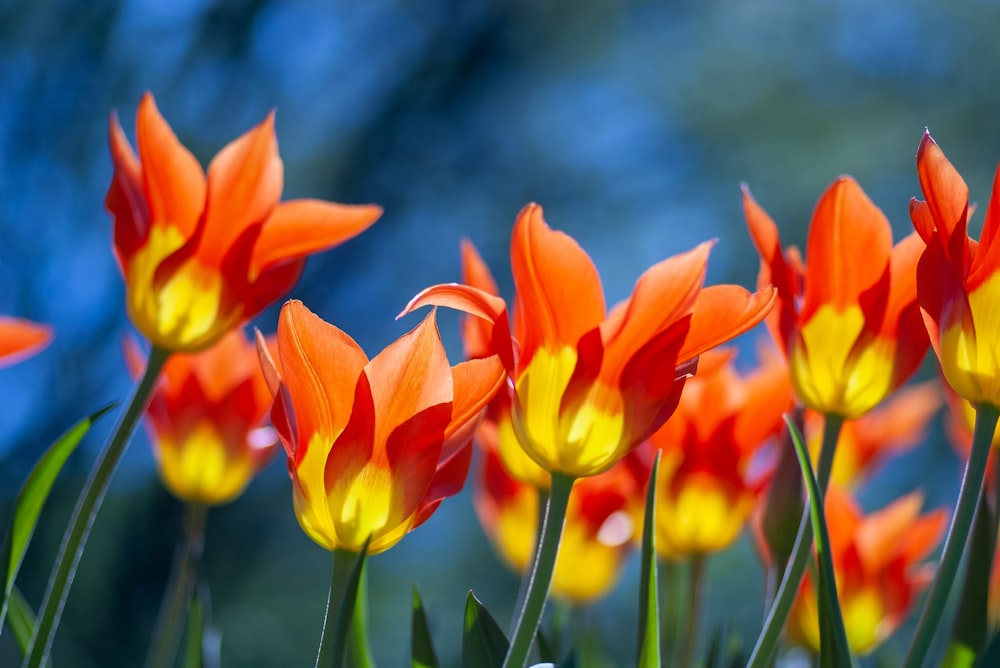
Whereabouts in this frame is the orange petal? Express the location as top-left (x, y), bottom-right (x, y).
top-left (461, 239), bottom-right (502, 360)
top-left (277, 300), bottom-right (368, 464)
top-left (402, 283), bottom-right (516, 373)
top-left (252, 200), bottom-right (382, 277)
top-left (909, 198), bottom-right (936, 244)
top-left (201, 111), bottom-right (283, 264)
top-left (365, 311), bottom-right (453, 451)
top-left (511, 203), bottom-right (605, 365)
top-left (442, 354), bottom-right (506, 460)
top-left (678, 284), bottom-right (776, 363)
top-left (106, 111), bottom-right (149, 263)
top-left (601, 241), bottom-right (711, 382)
top-left (135, 93), bottom-right (206, 241)
top-left (0, 317), bottom-right (51, 368)
top-left (802, 177), bottom-right (892, 319)
top-left (970, 162), bottom-right (1000, 291)
top-left (916, 131), bottom-right (971, 272)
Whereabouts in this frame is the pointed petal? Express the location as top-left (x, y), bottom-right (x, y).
top-left (0, 317), bottom-right (51, 367)
top-left (461, 239), bottom-right (502, 360)
top-left (970, 162), bottom-right (1000, 290)
top-left (201, 111), bottom-right (283, 264)
top-left (135, 93), bottom-right (206, 240)
top-left (277, 300), bottom-right (368, 465)
top-left (601, 241), bottom-right (711, 383)
top-left (366, 311), bottom-right (453, 451)
top-left (916, 131), bottom-right (971, 272)
top-left (678, 284), bottom-right (776, 363)
top-left (252, 200), bottom-right (382, 277)
top-left (411, 442), bottom-right (474, 531)
top-left (106, 111), bottom-right (149, 264)
top-left (802, 177), bottom-right (892, 319)
top-left (442, 354), bottom-right (506, 460)
top-left (402, 283), bottom-right (516, 373)
top-left (511, 203), bottom-right (605, 364)
top-left (909, 198), bottom-right (936, 244)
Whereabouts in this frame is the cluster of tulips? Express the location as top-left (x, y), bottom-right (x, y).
top-left (3, 90), bottom-right (1000, 668)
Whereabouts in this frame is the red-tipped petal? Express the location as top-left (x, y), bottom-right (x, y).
top-left (135, 93), bottom-right (206, 241)
top-left (909, 198), bottom-right (936, 244)
top-left (201, 111), bottom-right (283, 264)
top-left (970, 162), bottom-right (1000, 290)
top-left (106, 111), bottom-right (149, 263)
top-left (916, 131), bottom-right (971, 272)
top-left (442, 354), bottom-right (507, 459)
top-left (252, 200), bottom-right (382, 277)
top-left (802, 177), bottom-right (892, 319)
top-left (678, 284), bottom-right (776, 363)
top-left (460, 239), bottom-right (502, 360)
top-left (0, 317), bottom-right (51, 368)
top-left (511, 203), bottom-right (605, 364)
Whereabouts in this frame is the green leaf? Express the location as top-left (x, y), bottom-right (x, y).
top-left (411, 585), bottom-right (439, 668)
top-left (1, 404), bottom-right (117, 637)
top-left (462, 591), bottom-right (508, 668)
top-left (784, 415), bottom-right (853, 667)
top-left (317, 540), bottom-right (370, 668)
top-left (637, 451), bottom-right (661, 668)
top-left (6, 586), bottom-right (36, 657)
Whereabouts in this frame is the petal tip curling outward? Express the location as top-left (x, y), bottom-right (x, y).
top-left (0, 317), bottom-right (52, 368)
top-left (677, 284), bottom-right (776, 364)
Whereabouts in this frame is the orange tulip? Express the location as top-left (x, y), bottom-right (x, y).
top-left (744, 177), bottom-right (929, 417)
top-left (642, 348), bottom-right (792, 559)
top-left (474, 443), bottom-right (641, 604)
top-left (127, 330), bottom-right (278, 505)
top-left (911, 131), bottom-right (1000, 407)
top-left (405, 203), bottom-right (775, 478)
top-left (106, 93), bottom-right (382, 352)
top-left (786, 488), bottom-right (946, 656)
top-left (809, 381), bottom-right (941, 488)
top-left (258, 300), bottom-right (505, 554)
top-left (0, 316), bottom-right (51, 368)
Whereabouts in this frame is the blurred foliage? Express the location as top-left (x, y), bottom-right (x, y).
top-left (1, 0), bottom-right (998, 665)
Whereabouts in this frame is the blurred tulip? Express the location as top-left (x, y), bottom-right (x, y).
top-left (258, 300), bottom-right (504, 554)
top-left (0, 315), bottom-right (51, 368)
top-left (107, 93), bottom-right (381, 352)
top-left (744, 177), bottom-right (929, 418)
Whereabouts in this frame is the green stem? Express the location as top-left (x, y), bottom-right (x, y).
top-left (23, 346), bottom-right (170, 668)
top-left (144, 503), bottom-right (208, 668)
top-left (316, 548), bottom-right (362, 668)
top-left (903, 402), bottom-right (1000, 668)
top-left (679, 554), bottom-right (706, 668)
top-left (502, 472), bottom-right (574, 668)
top-left (349, 563), bottom-right (376, 668)
top-left (746, 413), bottom-right (844, 668)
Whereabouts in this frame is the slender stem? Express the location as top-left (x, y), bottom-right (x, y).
top-left (145, 503), bottom-right (208, 668)
top-left (679, 554), bottom-right (706, 668)
top-left (316, 548), bottom-right (362, 668)
top-left (502, 472), bottom-right (575, 668)
top-left (349, 563), bottom-right (376, 668)
top-left (23, 346), bottom-right (171, 668)
top-left (903, 403), bottom-right (1000, 668)
top-left (746, 413), bottom-right (844, 668)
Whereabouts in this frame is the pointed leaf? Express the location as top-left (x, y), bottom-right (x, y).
top-left (637, 452), bottom-right (661, 668)
top-left (462, 591), bottom-right (508, 668)
top-left (784, 415), bottom-right (853, 667)
top-left (411, 585), bottom-right (439, 668)
top-left (6, 587), bottom-right (36, 658)
top-left (2, 404), bottom-right (117, 636)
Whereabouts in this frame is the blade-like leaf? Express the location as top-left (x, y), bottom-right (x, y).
top-left (2, 404), bottom-right (116, 636)
top-left (411, 585), bottom-right (439, 668)
top-left (6, 586), bottom-right (36, 657)
top-left (463, 591), bottom-right (508, 668)
top-left (784, 415), bottom-right (853, 667)
top-left (637, 452), bottom-right (661, 668)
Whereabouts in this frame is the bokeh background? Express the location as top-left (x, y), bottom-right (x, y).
top-left (2, 0), bottom-right (999, 665)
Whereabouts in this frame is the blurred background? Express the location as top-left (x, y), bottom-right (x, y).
top-left (1, 0), bottom-right (999, 665)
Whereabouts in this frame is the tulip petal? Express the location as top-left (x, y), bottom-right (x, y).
top-left (970, 163), bottom-right (1000, 290)
top-left (460, 239), bottom-right (502, 360)
top-left (511, 203), bottom-right (605, 365)
top-left (802, 177), bottom-right (892, 319)
top-left (135, 93), bottom-right (206, 241)
top-left (252, 200), bottom-right (383, 278)
top-left (678, 284), bottom-right (776, 364)
top-left (442, 355), bottom-right (506, 460)
top-left (107, 113), bottom-right (149, 263)
top-left (202, 111), bottom-right (283, 264)
top-left (0, 317), bottom-right (51, 368)
top-left (917, 131), bottom-right (972, 272)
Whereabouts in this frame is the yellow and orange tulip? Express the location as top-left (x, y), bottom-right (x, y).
top-left (106, 93), bottom-right (382, 352)
top-left (641, 348), bottom-right (792, 559)
top-left (787, 488), bottom-right (945, 656)
top-left (258, 300), bottom-right (505, 554)
top-left (911, 131), bottom-right (1000, 408)
top-left (744, 177), bottom-right (929, 417)
top-left (406, 203), bottom-right (775, 479)
top-left (127, 330), bottom-right (278, 505)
